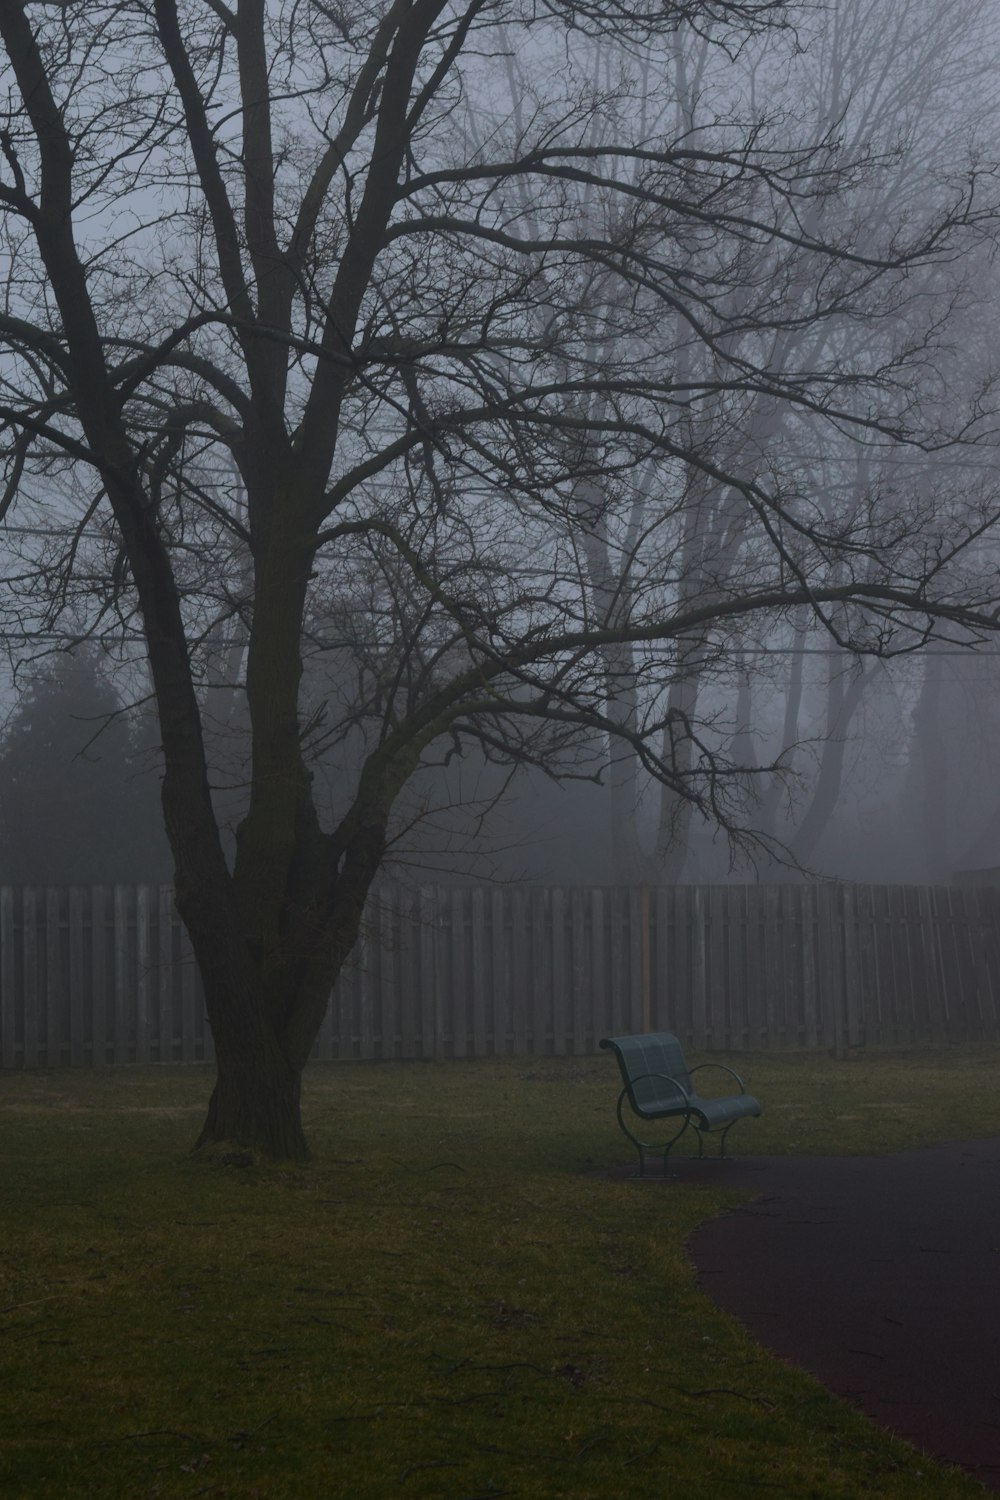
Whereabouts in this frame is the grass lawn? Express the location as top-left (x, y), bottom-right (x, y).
top-left (2, 1047), bottom-right (999, 1498)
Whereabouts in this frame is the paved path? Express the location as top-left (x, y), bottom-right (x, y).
top-left (681, 1141), bottom-right (1000, 1491)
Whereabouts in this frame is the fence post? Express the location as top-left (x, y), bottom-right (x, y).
top-left (640, 885), bottom-right (651, 1032)
top-left (0, 887), bottom-right (13, 1068)
top-left (69, 887), bottom-right (85, 1067)
top-left (23, 888), bottom-right (38, 1068)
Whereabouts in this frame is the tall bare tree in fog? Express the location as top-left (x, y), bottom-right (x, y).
top-left (0, 0), bottom-right (997, 1155)
top-left (740, 0), bottom-right (999, 871)
top-left (546, 0), bottom-right (1000, 880)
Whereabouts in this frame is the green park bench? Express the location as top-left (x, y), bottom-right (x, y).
top-left (600, 1031), bottom-right (762, 1176)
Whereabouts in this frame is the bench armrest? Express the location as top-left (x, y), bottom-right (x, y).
top-left (624, 1070), bottom-right (692, 1108)
top-left (688, 1062), bottom-right (747, 1095)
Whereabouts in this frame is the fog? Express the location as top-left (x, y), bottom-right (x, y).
top-left (375, 643), bottom-right (1000, 887)
top-left (1, 631), bottom-right (997, 890)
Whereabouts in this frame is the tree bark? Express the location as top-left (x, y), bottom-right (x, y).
top-left (756, 606), bottom-right (809, 847)
top-left (906, 648), bottom-right (951, 881)
top-left (178, 874), bottom-right (361, 1159)
top-left (788, 655), bottom-right (871, 867)
top-left (195, 1035), bottom-right (307, 1160)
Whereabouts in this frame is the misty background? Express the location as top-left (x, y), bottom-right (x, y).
top-left (1, 636), bottom-right (997, 889)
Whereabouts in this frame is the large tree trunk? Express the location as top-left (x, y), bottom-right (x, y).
top-left (180, 906), bottom-right (354, 1160)
top-left (755, 606), bottom-right (809, 850)
top-left (571, 463), bottom-right (658, 884)
top-left (904, 647), bottom-right (951, 881)
top-left (170, 884), bottom-right (313, 1159)
top-left (179, 745), bottom-right (390, 1158)
top-left (788, 654), bottom-right (871, 867)
top-left (195, 1037), bottom-right (307, 1160)
top-left (656, 658), bottom-right (702, 880)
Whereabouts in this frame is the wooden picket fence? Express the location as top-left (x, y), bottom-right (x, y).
top-left (1, 882), bottom-right (999, 1069)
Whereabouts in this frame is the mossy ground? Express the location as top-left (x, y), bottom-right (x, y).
top-left (1, 1047), bottom-right (997, 1497)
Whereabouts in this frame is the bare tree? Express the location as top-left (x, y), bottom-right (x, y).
top-left (549, 0), bottom-right (1000, 880)
top-left (0, 0), bottom-right (997, 1156)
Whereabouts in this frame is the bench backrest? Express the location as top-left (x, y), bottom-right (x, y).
top-left (600, 1032), bottom-right (693, 1116)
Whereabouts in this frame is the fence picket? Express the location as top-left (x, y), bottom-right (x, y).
top-left (800, 885), bottom-right (818, 1049)
top-left (707, 887), bottom-right (727, 1049)
top-left (615, 888), bottom-right (636, 1038)
top-left (889, 886), bottom-right (913, 1045)
top-left (0, 888), bottom-right (13, 1067)
top-left (536, 888), bottom-right (555, 1052)
top-left (91, 887), bottom-right (107, 1065)
top-left (980, 889), bottom-right (1000, 1042)
top-left (399, 886), bottom-right (418, 1062)
top-left (671, 886), bottom-right (692, 1045)
top-left (968, 886), bottom-right (998, 1039)
top-left (379, 892), bottom-right (396, 1060)
top-left (590, 887), bottom-right (606, 1042)
top-left (814, 884), bottom-right (840, 1054)
top-left (492, 888), bottom-right (509, 1055)
top-left (653, 887), bottom-right (670, 1036)
top-left (919, 887), bottom-right (946, 1044)
top-left (471, 887), bottom-right (488, 1057)
top-left (690, 887), bottom-right (707, 1048)
top-left (135, 886), bottom-right (151, 1065)
top-left (628, 887), bottom-right (643, 1035)
top-left (841, 885), bottom-right (861, 1049)
top-left (450, 887), bottom-right (467, 1058)
top-left (570, 886), bottom-right (588, 1054)
top-left (741, 884), bottom-right (762, 1048)
top-left (551, 887), bottom-right (567, 1054)
top-left (762, 884), bottom-right (781, 1048)
top-left (157, 886), bottom-right (173, 1063)
top-left (510, 887), bottom-right (528, 1055)
top-left (23, 889), bottom-right (38, 1068)
top-left (69, 887), bottom-right (85, 1067)
top-left (727, 886), bottom-right (747, 1047)
top-left (45, 889), bottom-right (60, 1066)
top-left (419, 885), bottom-right (438, 1059)
top-left (113, 886), bottom-right (128, 1064)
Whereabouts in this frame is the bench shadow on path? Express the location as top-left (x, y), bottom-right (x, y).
top-left (613, 1141), bottom-right (1000, 1493)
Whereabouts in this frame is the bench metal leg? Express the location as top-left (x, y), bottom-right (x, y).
top-left (615, 1090), bottom-right (694, 1176)
top-left (658, 1115), bottom-right (693, 1175)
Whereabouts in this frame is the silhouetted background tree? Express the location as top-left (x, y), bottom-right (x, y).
top-left (0, 648), bottom-right (170, 884)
